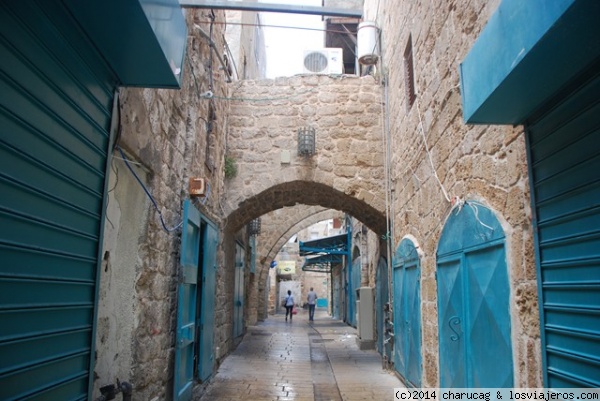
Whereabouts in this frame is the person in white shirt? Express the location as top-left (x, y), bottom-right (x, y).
top-left (284, 290), bottom-right (294, 322)
top-left (307, 288), bottom-right (318, 321)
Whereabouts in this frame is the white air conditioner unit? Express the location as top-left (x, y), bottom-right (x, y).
top-left (302, 48), bottom-right (343, 74)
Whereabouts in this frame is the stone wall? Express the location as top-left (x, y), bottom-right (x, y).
top-left (95, 9), bottom-right (232, 401)
top-left (224, 75), bottom-right (386, 234)
top-left (363, 0), bottom-right (541, 387)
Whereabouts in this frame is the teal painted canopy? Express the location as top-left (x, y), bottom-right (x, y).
top-left (460, 0), bottom-right (600, 124)
top-left (63, 0), bottom-right (187, 88)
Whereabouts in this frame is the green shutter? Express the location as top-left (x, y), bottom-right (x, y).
top-left (0, 2), bottom-right (117, 400)
top-left (526, 65), bottom-right (600, 387)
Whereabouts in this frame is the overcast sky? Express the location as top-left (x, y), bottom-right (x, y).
top-left (260, 0), bottom-right (325, 78)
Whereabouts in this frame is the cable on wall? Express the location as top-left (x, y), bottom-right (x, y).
top-left (415, 99), bottom-right (451, 203)
top-left (115, 145), bottom-right (183, 233)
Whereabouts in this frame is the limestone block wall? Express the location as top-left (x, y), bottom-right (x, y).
top-left (363, 0), bottom-right (541, 388)
top-left (95, 9), bottom-right (231, 401)
top-left (224, 75), bottom-right (386, 234)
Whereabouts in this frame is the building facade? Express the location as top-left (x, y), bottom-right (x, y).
top-left (1, 1), bottom-right (599, 400)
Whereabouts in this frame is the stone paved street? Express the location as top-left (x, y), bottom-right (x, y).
top-left (194, 309), bottom-right (404, 401)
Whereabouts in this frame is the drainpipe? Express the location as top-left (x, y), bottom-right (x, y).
top-left (193, 24), bottom-right (232, 83)
top-left (120, 381), bottom-right (133, 401)
top-left (378, 25), bottom-right (395, 370)
top-left (94, 380), bottom-right (133, 401)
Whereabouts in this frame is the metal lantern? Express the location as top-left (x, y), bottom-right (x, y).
top-left (248, 218), bottom-right (261, 236)
top-left (297, 127), bottom-right (315, 156)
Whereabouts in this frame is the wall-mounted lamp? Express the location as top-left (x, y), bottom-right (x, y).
top-left (298, 127), bottom-right (316, 157)
top-left (248, 218), bottom-right (261, 236)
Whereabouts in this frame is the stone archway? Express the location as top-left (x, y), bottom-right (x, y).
top-left (254, 206), bottom-right (345, 320)
top-left (225, 180), bottom-right (386, 234)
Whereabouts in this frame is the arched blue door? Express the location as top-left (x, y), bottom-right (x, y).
top-left (437, 202), bottom-right (513, 387)
top-left (392, 238), bottom-right (422, 387)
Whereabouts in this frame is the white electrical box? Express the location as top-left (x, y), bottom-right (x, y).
top-left (357, 287), bottom-right (374, 342)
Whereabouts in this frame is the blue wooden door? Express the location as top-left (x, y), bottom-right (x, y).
top-left (437, 256), bottom-right (466, 387)
top-left (466, 243), bottom-right (512, 387)
top-left (392, 255), bottom-right (405, 375)
top-left (333, 279), bottom-right (340, 319)
top-left (174, 201), bottom-right (200, 401)
top-left (233, 243), bottom-right (245, 338)
top-left (393, 239), bottom-right (422, 387)
top-left (526, 66), bottom-right (600, 387)
top-left (198, 221), bottom-right (218, 382)
top-left (348, 257), bottom-right (361, 327)
top-left (437, 203), bottom-right (513, 387)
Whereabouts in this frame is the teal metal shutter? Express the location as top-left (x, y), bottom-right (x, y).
top-left (198, 221), bottom-right (218, 382)
top-left (392, 239), bottom-right (422, 387)
top-left (437, 203), bottom-right (513, 387)
top-left (174, 201), bottom-right (201, 401)
top-left (0, 2), bottom-right (117, 400)
top-left (525, 65), bottom-right (600, 387)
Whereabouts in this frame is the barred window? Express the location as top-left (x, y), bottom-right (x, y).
top-left (404, 34), bottom-right (416, 110)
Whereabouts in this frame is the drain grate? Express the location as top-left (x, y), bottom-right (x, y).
top-left (250, 332), bottom-right (272, 336)
top-left (309, 333), bottom-right (342, 401)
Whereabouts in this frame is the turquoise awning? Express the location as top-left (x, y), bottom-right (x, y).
top-left (299, 233), bottom-right (349, 273)
top-left (459, 0), bottom-right (600, 124)
top-left (64, 0), bottom-right (187, 88)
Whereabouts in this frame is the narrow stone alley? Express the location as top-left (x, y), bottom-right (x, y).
top-left (194, 309), bottom-right (403, 401)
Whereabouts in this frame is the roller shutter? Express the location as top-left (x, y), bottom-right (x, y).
top-left (526, 62), bottom-right (600, 387)
top-left (0, 2), bottom-right (117, 399)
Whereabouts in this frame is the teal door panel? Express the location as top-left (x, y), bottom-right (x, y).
top-left (466, 244), bottom-right (512, 387)
top-left (437, 204), bottom-right (512, 388)
top-left (437, 256), bottom-right (466, 388)
top-left (404, 259), bottom-right (421, 387)
top-left (526, 66), bottom-right (600, 387)
top-left (198, 222), bottom-right (218, 381)
top-left (333, 279), bottom-right (340, 319)
top-left (392, 260), bottom-right (405, 375)
top-left (0, 2), bottom-right (116, 399)
top-left (233, 243), bottom-right (245, 338)
top-left (392, 238), bottom-right (422, 387)
top-left (174, 200), bottom-right (200, 401)
top-left (348, 257), bottom-right (361, 327)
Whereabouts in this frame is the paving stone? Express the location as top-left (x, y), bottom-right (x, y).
top-left (193, 310), bottom-right (404, 400)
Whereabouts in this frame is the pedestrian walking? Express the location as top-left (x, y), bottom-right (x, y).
top-left (284, 290), bottom-right (294, 322)
top-left (307, 287), bottom-right (317, 321)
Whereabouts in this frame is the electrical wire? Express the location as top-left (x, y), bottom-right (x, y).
top-left (415, 99), bottom-right (451, 203)
top-left (200, 182), bottom-right (211, 205)
top-left (115, 145), bottom-right (183, 233)
top-left (466, 200), bottom-right (495, 231)
top-left (208, 86), bottom-right (320, 102)
top-left (105, 159), bottom-right (119, 230)
top-left (204, 19), bottom-right (358, 35)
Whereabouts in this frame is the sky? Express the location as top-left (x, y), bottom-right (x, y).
top-left (259, 0), bottom-right (325, 78)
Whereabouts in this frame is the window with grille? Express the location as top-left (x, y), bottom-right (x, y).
top-left (404, 34), bottom-right (416, 110)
